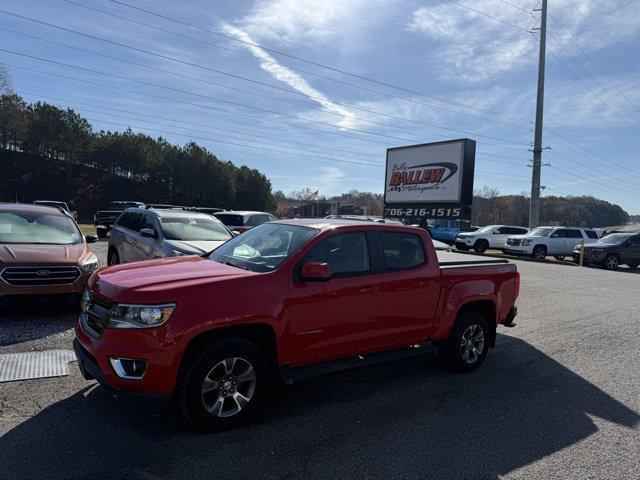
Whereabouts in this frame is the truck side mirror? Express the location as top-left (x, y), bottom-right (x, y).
top-left (301, 262), bottom-right (332, 281)
top-left (139, 228), bottom-right (157, 238)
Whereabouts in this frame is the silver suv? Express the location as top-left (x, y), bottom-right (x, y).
top-left (107, 208), bottom-right (233, 265)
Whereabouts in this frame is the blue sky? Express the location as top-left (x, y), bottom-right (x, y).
top-left (1, 0), bottom-right (639, 213)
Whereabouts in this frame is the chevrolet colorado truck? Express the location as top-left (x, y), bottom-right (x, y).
top-left (74, 219), bottom-right (519, 430)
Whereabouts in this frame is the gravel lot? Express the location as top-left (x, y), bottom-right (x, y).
top-left (1, 241), bottom-right (639, 479)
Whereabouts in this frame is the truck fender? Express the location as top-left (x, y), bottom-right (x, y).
top-left (430, 279), bottom-right (497, 343)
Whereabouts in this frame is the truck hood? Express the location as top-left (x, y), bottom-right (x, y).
top-left (91, 256), bottom-right (255, 301)
top-left (0, 243), bottom-right (84, 264)
top-left (164, 239), bottom-right (228, 255)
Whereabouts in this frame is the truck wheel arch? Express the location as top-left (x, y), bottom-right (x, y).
top-left (179, 323), bottom-right (279, 376)
top-left (453, 300), bottom-right (497, 348)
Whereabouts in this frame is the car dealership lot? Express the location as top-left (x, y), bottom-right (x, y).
top-left (1, 242), bottom-right (639, 480)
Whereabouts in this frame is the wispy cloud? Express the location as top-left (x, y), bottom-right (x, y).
top-left (220, 22), bottom-right (355, 128)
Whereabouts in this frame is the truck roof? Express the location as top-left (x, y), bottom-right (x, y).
top-left (273, 218), bottom-right (418, 232)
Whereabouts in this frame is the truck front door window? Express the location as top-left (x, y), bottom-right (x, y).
top-left (304, 232), bottom-right (370, 277)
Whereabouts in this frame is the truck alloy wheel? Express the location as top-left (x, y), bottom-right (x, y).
top-left (177, 337), bottom-right (268, 431)
top-left (438, 311), bottom-right (489, 372)
top-left (459, 325), bottom-right (485, 364)
top-left (201, 357), bottom-right (256, 418)
top-left (604, 255), bottom-right (619, 270)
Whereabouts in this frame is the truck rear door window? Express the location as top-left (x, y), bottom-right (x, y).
top-left (380, 232), bottom-right (425, 270)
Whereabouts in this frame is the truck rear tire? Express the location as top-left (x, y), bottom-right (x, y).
top-left (177, 337), bottom-right (269, 431)
top-left (438, 311), bottom-right (489, 372)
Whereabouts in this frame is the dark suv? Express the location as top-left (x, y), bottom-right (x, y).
top-left (573, 232), bottom-right (640, 270)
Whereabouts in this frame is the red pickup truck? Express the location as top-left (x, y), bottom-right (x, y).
top-left (74, 219), bottom-right (519, 430)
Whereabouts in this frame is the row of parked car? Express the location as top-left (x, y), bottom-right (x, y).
top-left (452, 224), bottom-right (640, 270)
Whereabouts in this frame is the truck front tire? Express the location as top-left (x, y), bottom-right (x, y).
top-left (177, 337), bottom-right (269, 431)
top-left (438, 311), bottom-right (489, 372)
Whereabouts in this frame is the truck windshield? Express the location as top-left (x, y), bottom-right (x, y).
top-left (161, 216), bottom-right (231, 241)
top-left (0, 212), bottom-right (82, 245)
top-left (209, 223), bottom-right (318, 273)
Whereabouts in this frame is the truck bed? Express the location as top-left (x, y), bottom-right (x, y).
top-left (436, 250), bottom-right (510, 268)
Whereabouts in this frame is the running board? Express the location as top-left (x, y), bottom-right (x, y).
top-left (279, 343), bottom-right (435, 385)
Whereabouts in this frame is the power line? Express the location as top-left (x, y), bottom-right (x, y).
top-left (19, 92), bottom-right (385, 162)
top-left (0, 47), bottom-right (531, 147)
top-left (0, 28), bottom-right (531, 145)
top-left (496, 0), bottom-right (535, 15)
top-left (545, 44), bottom-right (640, 136)
top-left (61, 0), bottom-right (532, 130)
top-left (566, 0), bottom-right (639, 89)
top-left (444, 0), bottom-right (534, 32)
top-left (100, 0), bottom-right (534, 124)
top-left (547, 15), bottom-right (640, 122)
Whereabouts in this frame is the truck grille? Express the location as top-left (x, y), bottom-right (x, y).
top-left (84, 293), bottom-right (114, 336)
top-left (0, 266), bottom-right (81, 286)
top-left (507, 238), bottom-right (522, 246)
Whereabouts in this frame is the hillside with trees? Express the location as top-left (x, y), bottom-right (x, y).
top-left (0, 93), bottom-right (275, 221)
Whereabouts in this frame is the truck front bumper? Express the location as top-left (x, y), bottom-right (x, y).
top-left (73, 338), bottom-right (171, 415)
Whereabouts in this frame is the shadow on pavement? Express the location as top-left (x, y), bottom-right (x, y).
top-left (1, 335), bottom-right (638, 479)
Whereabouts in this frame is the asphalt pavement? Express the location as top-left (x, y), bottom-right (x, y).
top-left (1, 241), bottom-right (639, 479)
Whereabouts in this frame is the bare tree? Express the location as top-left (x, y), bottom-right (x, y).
top-left (0, 64), bottom-right (11, 93)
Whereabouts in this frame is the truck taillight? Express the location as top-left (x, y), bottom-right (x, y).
top-left (514, 271), bottom-right (520, 300)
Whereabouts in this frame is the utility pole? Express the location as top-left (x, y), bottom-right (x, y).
top-left (529, 0), bottom-right (547, 228)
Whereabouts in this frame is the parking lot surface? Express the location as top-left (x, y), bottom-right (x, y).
top-left (1, 240), bottom-right (639, 479)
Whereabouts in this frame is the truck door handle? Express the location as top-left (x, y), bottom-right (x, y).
top-left (359, 286), bottom-right (375, 293)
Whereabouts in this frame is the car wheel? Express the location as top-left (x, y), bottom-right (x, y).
top-left (603, 254), bottom-right (619, 270)
top-left (438, 311), bottom-right (489, 372)
top-left (554, 256), bottom-right (566, 261)
top-left (107, 248), bottom-right (120, 266)
top-left (532, 245), bottom-right (547, 260)
top-left (177, 337), bottom-right (269, 431)
top-left (473, 240), bottom-right (488, 254)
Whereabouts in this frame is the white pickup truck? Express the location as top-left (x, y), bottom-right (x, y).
top-left (504, 226), bottom-right (599, 260)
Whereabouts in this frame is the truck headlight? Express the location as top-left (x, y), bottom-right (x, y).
top-left (521, 239), bottom-right (532, 246)
top-left (80, 253), bottom-right (99, 272)
top-left (107, 303), bottom-right (176, 329)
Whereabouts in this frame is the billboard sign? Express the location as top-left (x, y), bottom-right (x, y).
top-left (383, 139), bottom-right (476, 220)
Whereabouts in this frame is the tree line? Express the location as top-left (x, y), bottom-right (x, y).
top-left (0, 93), bottom-right (275, 221)
top-left (472, 187), bottom-right (629, 228)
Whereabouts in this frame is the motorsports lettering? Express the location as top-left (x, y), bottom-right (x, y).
top-left (387, 162), bottom-right (458, 195)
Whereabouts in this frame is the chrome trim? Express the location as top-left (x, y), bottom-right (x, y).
top-left (0, 265), bottom-right (82, 286)
top-left (109, 357), bottom-right (147, 380)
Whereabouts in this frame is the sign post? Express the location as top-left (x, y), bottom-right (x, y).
top-left (383, 138), bottom-right (476, 222)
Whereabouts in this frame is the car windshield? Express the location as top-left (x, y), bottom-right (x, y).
top-left (475, 225), bottom-right (499, 233)
top-left (161, 216), bottom-right (231, 241)
top-left (596, 233), bottom-right (633, 245)
top-left (209, 223), bottom-right (318, 273)
top-left (527, 227), bottom-right (553, 236)
top-left (0, 211), bottom-right (82, 244)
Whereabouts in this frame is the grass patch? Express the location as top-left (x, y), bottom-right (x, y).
top-left (79, 224), bottom-right (97, 235)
